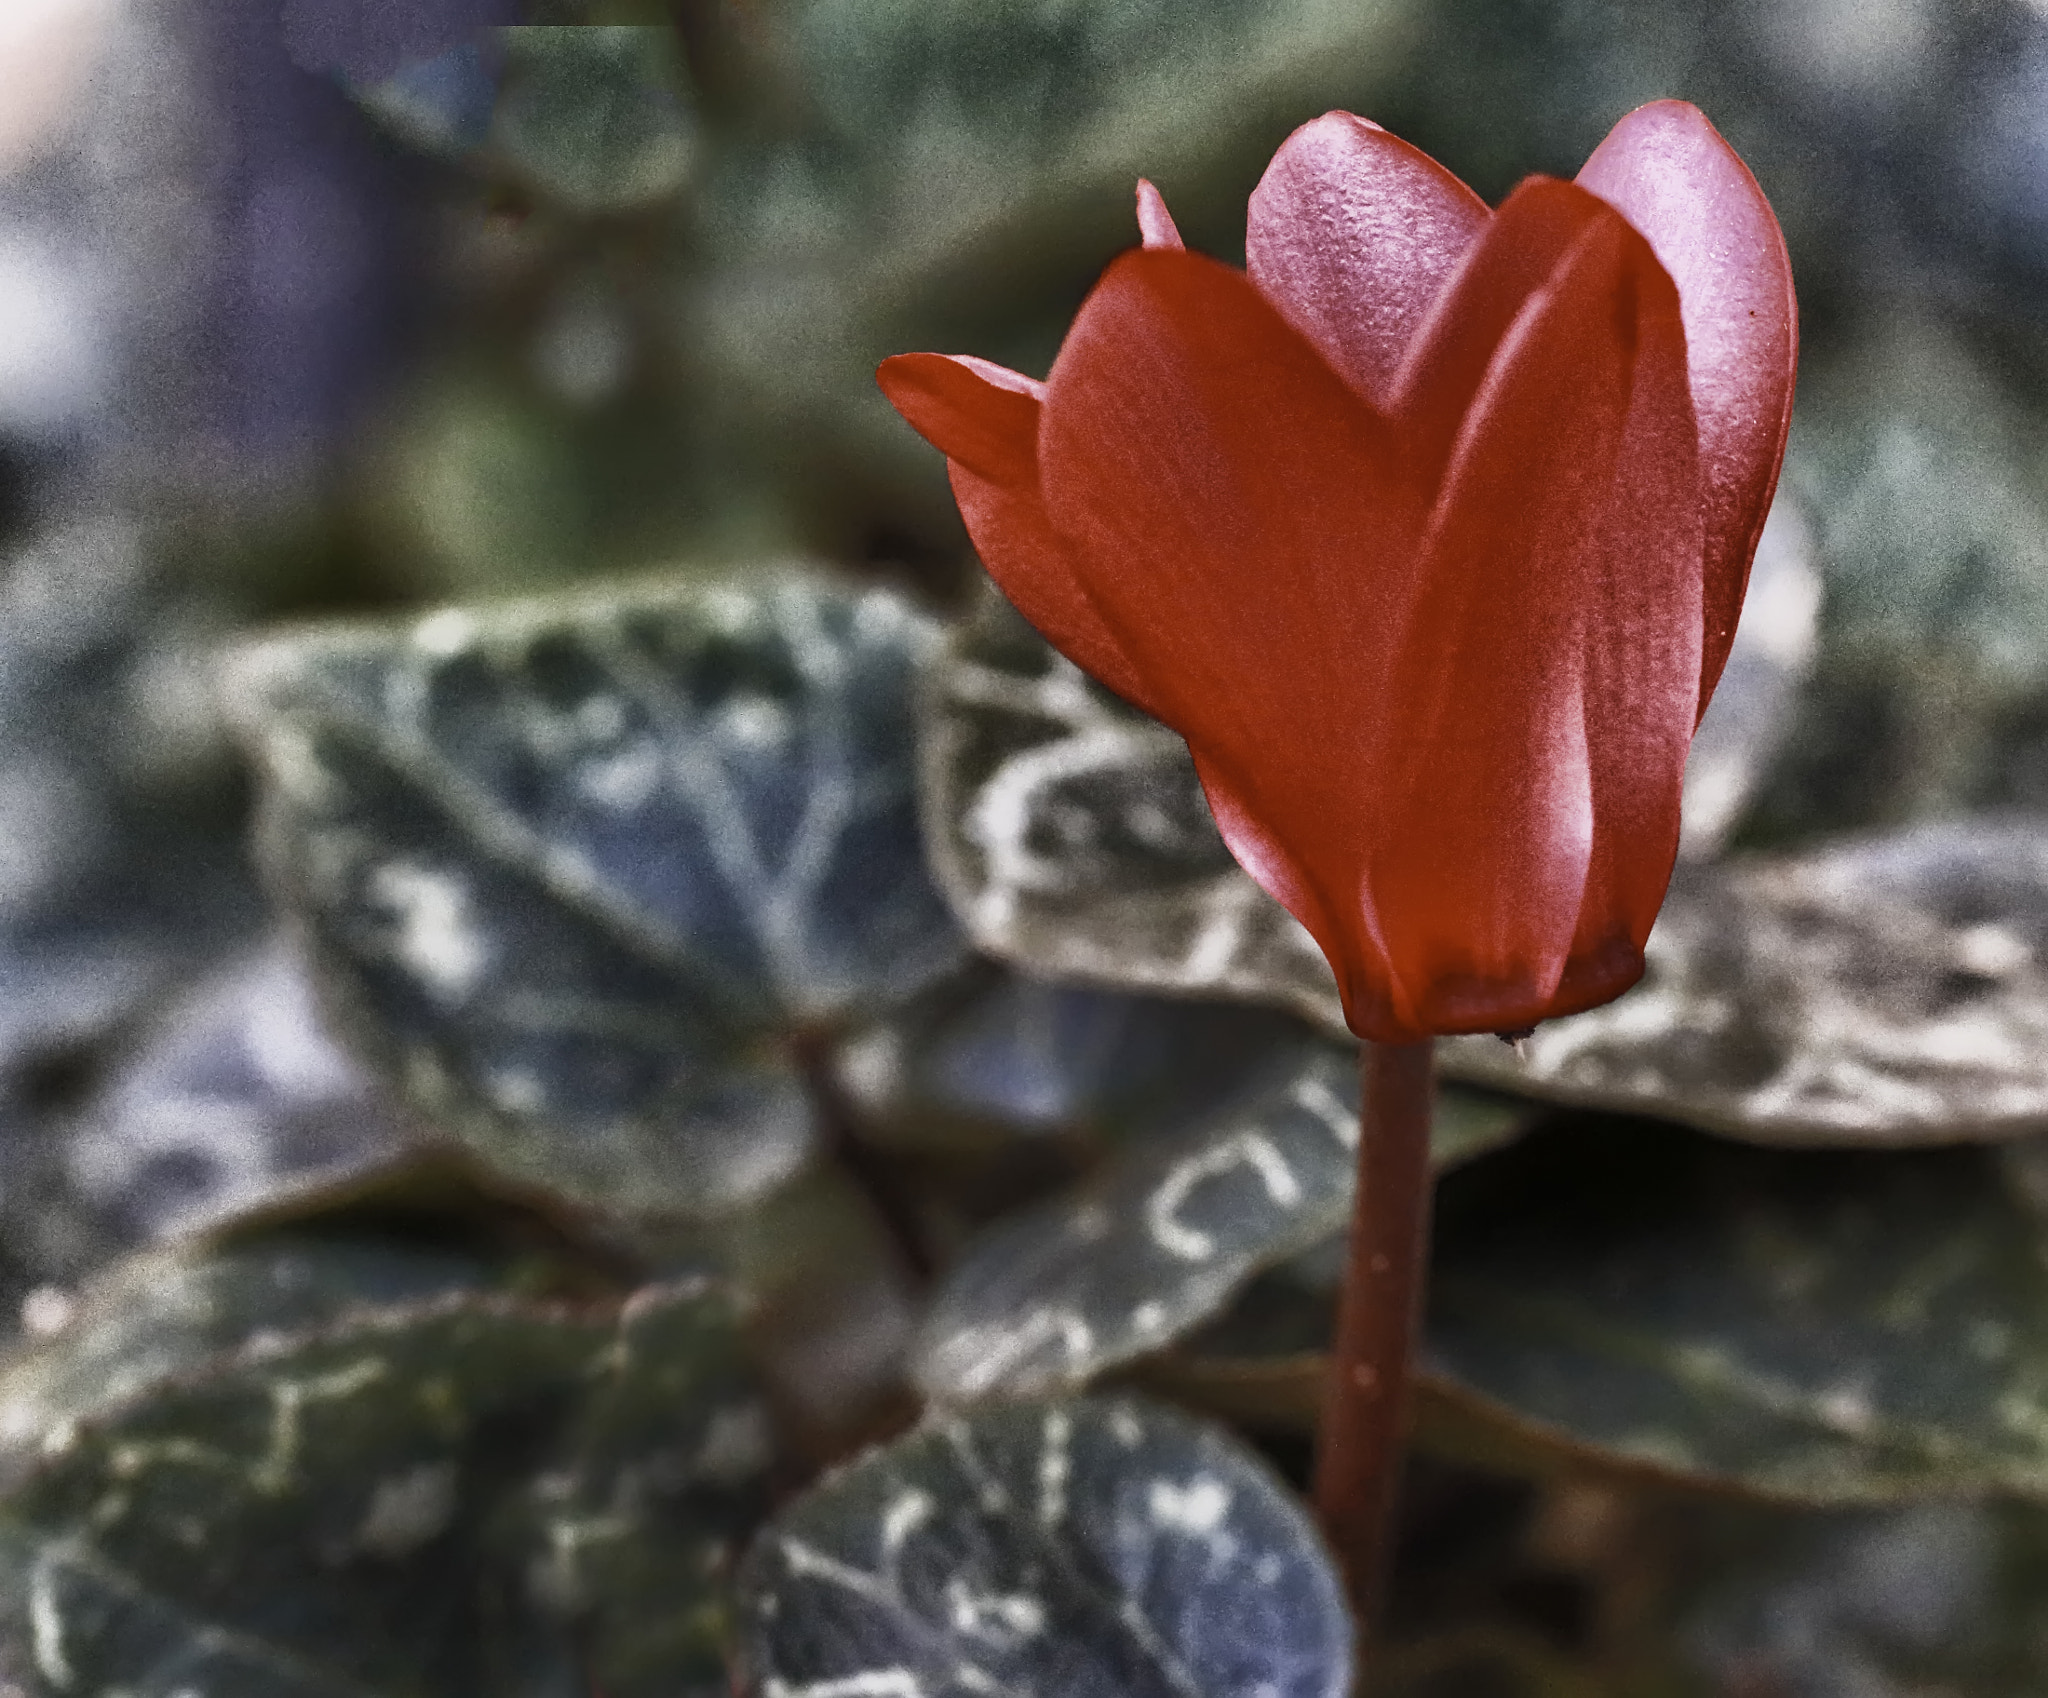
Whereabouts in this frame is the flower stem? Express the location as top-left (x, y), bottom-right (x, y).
top-left (1313, 1037), bottom-right (1436, 1633)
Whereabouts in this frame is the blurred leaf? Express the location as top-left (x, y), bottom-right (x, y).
top-left (682, 1160), bottom-right (921, 1466)
top-left (1424, 1120), bottom-right (2048, 1505)
top-left (0, 1274), bottom-right (766, 1694)
top-left (1750, 310), bottom-right (2048, 837)
top-left (0, 513), bottom-right (258, 1079)
top-left (1800, 312), bottom-right (2048, 694)
top-left (494, 28), bottom-right (694, 210)
top-left (737, 1393), bottom-right (1351, 1698)
top-left (926, 592), bottom-right (2048, 1148)
top-left (228, 570), bottom-right (967, 1217)
top-left (0, 1234), bottom-right (488, 1481)
top-left (832, 957), bottom-right (1317, 1152)
top-left (0, 514), bottom-right (264, 1315)
top-left (914, 1035), bottom-right (1530, 1403)
top-left (1445, 817), bottom-right (2048, 1145)
top-left (376, 377), bottom-right (593, 597)
top-left (1670, 1497), bottom-right (2048, 1698)
top-left (351, 27), bottom-right (693, 212)
top-left (59, 937), bottom-right (412, 1247)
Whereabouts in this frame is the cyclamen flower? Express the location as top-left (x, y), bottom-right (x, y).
top-left (880, 102), bottom-right (1797, 1043)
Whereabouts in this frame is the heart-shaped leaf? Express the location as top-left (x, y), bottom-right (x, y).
top-left (737, 1393), bottom-right (1350, 1698)
top-left (229, 570), bottom-right (967, 1216)
top-left (914, 1035), bottom-right (1531, 1403)
top-left (0, 1271), bottom-right (768, 1694)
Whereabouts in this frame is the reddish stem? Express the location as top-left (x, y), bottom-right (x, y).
top-left (1312, 1037), bottom-right (1436, 1634)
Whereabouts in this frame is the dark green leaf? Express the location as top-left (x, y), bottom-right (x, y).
top-left (738, 1393), bottom-right (1351, 1698)
top-left (1671, 1497), bottom-right (2048, 1698)
top-left (0, 1277), bottom-right (767, 1695)
top-left (0, 1235), bottom-right (490, 1481)
top-left (914, 1035), bottom-right (1530, 1402)
top-left (490, 1283), bottom-right (775, 1697)
top-left (1426, 1120), bottom-right (2048, 1504)
top-left (229, 571), bottom-right (967, 1216)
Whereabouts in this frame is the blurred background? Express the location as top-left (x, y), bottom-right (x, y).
top-left (1, 0), bottom-right (2047, 1674)
top-left (7, 0), bottom-right (2048, 1413)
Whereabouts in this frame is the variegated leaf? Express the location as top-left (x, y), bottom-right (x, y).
top-left (737, 1395), bottom-right (1350, 1698)
top-left (229, 570), bottom-right (967, 1216)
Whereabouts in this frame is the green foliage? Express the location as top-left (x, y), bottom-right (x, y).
top-left (225, 571), bottom-right (965, 1216)
top-left (916, 1038), bottom-right (1527, 1403)
top-left (0, 1234), bottom-right (765, 1695)
top-left (1427, 1123), bottom-right (2048, 1504)
top-left (738, 1394), bottom-right (1353, 1698)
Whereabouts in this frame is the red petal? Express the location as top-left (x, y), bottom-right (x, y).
top-left (1036, 249), bottom-right (1416, 747)
top-left (1576, 100), bottom-right (1797, 710)
top-left (1366, 207), bottom-right (1698, 1036)
top-left (1135, 179), bottom-right (1184, 250)
top-left (1564, 221), bottom-right (1703, 1013)
top-left (877, 352), bottom-right (1042, 486)
top-left (1391, 178), bottom-right (1615, 495)
top-left (1247, 112), bottom-right (1489, 408)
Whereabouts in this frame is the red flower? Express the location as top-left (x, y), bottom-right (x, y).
top-left (879, 102), bottom-right (1797, 1043)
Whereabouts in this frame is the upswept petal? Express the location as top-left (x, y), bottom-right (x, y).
top-left (1247, 112), bottom-right (1489, 408)
top-left (877, 351), bottom-right (1156, 711)
top-left (1390, 178), bottom-right (1616, 495)
top-left (1363, 208), bottom-right (1669, 1038)
top-left (1576, 100), bottom-right (1796, 708)
top-left (1135, 178), bottom-right (1184, 250)
top-left (876, 352), bottom-right (1042, 485)
top-left (1036, 248), bottom-right (1417, 745)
